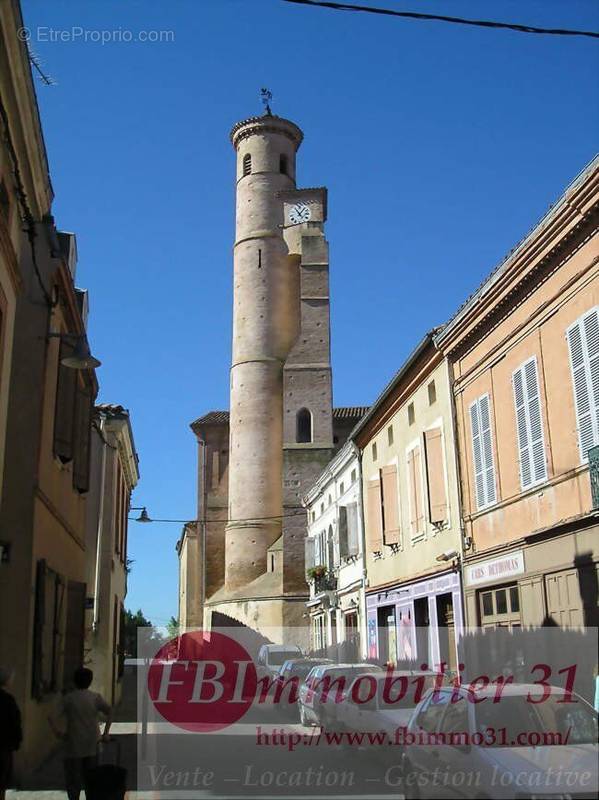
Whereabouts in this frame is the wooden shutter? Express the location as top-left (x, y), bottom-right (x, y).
top-left (512, 357), bottom-right (547, 489)
top-left (63, 581), bottom-right (86, 690)
top-left (408, 446), bottom-right (425, 536)
top-left (381, 464), bottom-right (400, 544)
top-left (567, 308), bottom-right (599, 462)
top-left (73, 382), bottom-right (92, 493)
top-left (424, 428), bottom-right (448, 523)
top-left (305, 536), bottom-right (316, 570)
top-left (338, 505), bottom-right (349, 558)
top-left (31, 559), bottom-right (47, 699)
top-left (346, 502), bottom-right (359, 555)
top-left (54, 340), bottom-right (77, 462)
top-left (469, 395), bottom-right (497, 509)
top-left (366, 477), bottom-right (383, 551)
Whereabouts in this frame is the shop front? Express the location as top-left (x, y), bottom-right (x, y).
top-left (366, 569), bottom-right (463, 672)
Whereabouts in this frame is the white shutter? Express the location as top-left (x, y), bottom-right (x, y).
top-left (513, 357), bottom-right (547, 489)
top-left (305, 537), bottom-right (315, 570)
top-left (346, 502), bottom-right (360, 555)
top-left (469, 394), bottom-right (497, 510)
top-left (567, 307), bottom-right (599, 462)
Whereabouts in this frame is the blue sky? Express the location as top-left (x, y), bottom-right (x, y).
top-left (21, 0), bottom-right (599, 625)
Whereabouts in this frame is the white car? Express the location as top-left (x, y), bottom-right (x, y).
top-left (256, 643), bottom-right (303, 678)
top-left (298, 663), bottom-right (383, 727)
top-left (337, 671), bottom-right (437, 738)
top-left (401, 683), bottom-right (598, 799)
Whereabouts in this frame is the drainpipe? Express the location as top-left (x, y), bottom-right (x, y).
top-left (350, 441), bottom-right (369, 660)
top-left (198, 438), bottom-right (207, 629)
top-left (92, 414), bottom-right (108, 632)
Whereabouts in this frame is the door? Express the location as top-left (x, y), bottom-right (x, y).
top-left (436, 593), bottom-right (457, 674)
top-left (414, 597), bottom-right (430, 665)
top-left (377, 605), bottom-right (397, 665)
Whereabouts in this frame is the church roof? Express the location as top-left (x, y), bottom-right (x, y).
top-left (191, 406), bottom-right (369, 431)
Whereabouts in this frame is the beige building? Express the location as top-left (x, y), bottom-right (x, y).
top-left (352, 333), bottom-right (464, 671)
top-left (85, 405), bottom-right (139, 705)
top-left (0, 1), bottom-right (100, 773)
top-left (436, 156), bottom-right (599, 630)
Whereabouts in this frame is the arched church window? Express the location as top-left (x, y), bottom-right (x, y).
top-left (296, 408), bottom-right (312, 443)
top-left (243, 153), bottom-right (252, 176)
top-left (280, 154), bottom-right (288, 175)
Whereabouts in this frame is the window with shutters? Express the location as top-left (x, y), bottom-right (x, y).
top-left (53, 338), bottom-right (77, 463)
top-left (512, 356), bottom-right (547, 489)
top-left (469, 394), bottom-right (497, 511)
top-left (424, 427), bottom-right (448, 524)
top-left (367, 476), bottom-right (383, 551)
top-left (305, 536), bottom-right (316, 571)
top-left (407, 445), bottom-right (425, 538)
top-left (32, 560), bottom-right (64, 697)
top-left (346, 502), bottom-right (360, 556)
top-left (242, 153), bottom-right (252, 176)
top-left (73, 380), bottom-right (93, 493)
top-left (567, 307), bottom-right (599, 463)
top-left (338, 505), bottom-right (349, 559)
top-left (381, 464), bottom-right (401, 545)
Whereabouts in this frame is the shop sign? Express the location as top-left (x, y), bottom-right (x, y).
top-left (466, 550), bottom-right (525, 586)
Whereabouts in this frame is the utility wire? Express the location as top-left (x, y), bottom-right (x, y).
top-left (128, 508), bottom-right (310, 525)
top-left (280, 0), bottom-right (599, 39)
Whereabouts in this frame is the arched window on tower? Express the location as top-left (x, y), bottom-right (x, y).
top-left (280, 154), bottom-right (288, 175)
top-left (296, 408), bottom-right (312, 443)
top-left (243, 153), bottom-right (252, 176)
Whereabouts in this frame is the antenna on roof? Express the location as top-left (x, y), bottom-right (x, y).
top-left (260, 88), bottom-right (273, 116)
top-left (28, 45), bottom-right (56, 86)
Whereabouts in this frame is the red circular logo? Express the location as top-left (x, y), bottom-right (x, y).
top-left (147, 630), bottom-right (257, 731)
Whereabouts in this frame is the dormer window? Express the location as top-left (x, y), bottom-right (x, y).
top-left (243, 153), bottom-right (252, 176)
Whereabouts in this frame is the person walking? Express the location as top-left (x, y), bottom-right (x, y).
top-left (0, 667), bottom-right (22, 800)
top-left (55, 667), bottom-right (112, 800)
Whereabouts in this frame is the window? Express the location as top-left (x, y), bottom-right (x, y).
top-left (339, 502), bottom-right (359, 558)
top-left (242, 153), bottom-right (252, 176)
top-left (372, 442), bottom-right (378, 462)
top-left (328, 494), bottom-right (332, 507)
top-left (320, 502), bottom-right (324, 515)
top-left (408, 403), bottom-right (415, 425)
top-left (428, 380), bottom-right (437, 405)
top-left (339, 481), bottom-right (345, 496)
top-left (279, 154), bottom-right (288, 175)
top-left (366, 476), bottom-right (383, 551)
top-left (296, 408), bottom-right (312, 443)
top-left (512, 356), bottom-right (547, 489)
top-left (479, 583), bottom-right (521, 629)
top-left (381, 464), bottom-right (400, 545)
top-left (327, 525), bottom-right (335, 568)
top-left (567, 307), bottom-right (599, 462)
top-left (387, 425), bottom-right (394, 446)
top-left (351, 469), bottom-right (357, 483)
top-left (469, 394), bottom-right (497, 510)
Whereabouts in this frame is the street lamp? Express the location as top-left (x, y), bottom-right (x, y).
top-left (47, 332), bottom-right (101, 369)
top-left (130, 506), bottom-right (152, 523)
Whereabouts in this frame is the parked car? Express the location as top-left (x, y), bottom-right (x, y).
top-left (401, 683), bottom-right (598, 799)
top-left (274, 658), bottom-right (334, 717)
top-left (335, 671), bottom-right (437, 738)
top-left (298, 663), bottom-right (383, 727)
top-left (256, 644), bottom-right (303, 678)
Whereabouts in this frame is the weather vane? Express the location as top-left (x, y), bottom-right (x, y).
top-left (260, 88), bottom-right (273, 116)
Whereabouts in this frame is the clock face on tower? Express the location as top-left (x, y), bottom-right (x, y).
top-left (288, 202), bottom-right (311, 225)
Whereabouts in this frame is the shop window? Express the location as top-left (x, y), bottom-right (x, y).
top-left (479, 583), bottom-right (521, 629)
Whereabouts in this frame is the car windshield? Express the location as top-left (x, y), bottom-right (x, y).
top-left (475, 693), bottom-right (598, 746)
top-left (269, 650), bottom-right (300, 665)
top-left (377, 675), bottom-right (435, 710)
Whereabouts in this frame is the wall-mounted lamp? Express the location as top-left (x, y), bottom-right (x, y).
top-left (47, 332), bottom-right (101, 369)
top-left (436, 549), bottom-right (459, 562)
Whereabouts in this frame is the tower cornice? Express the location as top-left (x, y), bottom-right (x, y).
top-left (230, 114), bottom-right (304, 149)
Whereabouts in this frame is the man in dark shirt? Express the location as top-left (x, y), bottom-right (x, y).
top-left (0, 667), bottom-right (22, 799)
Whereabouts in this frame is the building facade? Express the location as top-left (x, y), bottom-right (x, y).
top-left (352, 334), bottom-right (464, 671)
top-left (437, 157), bottom-right (599, 631)
top-left (85, 405), bottom-right (139, 705)
top-left (181, 110), bottom-right (367, 639)
top-left (0, 1), bottom-right (101, 772)
top-left (303, 442), bottom-right (367, 658)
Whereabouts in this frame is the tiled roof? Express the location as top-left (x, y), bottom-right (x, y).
top-left (333, 406), bottom-right (369, 419)
top-left (192, 407), bottom-right (369, 429)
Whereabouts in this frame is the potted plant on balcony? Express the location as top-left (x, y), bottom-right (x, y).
top-left (307, 564), bottom-right (327, 581)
